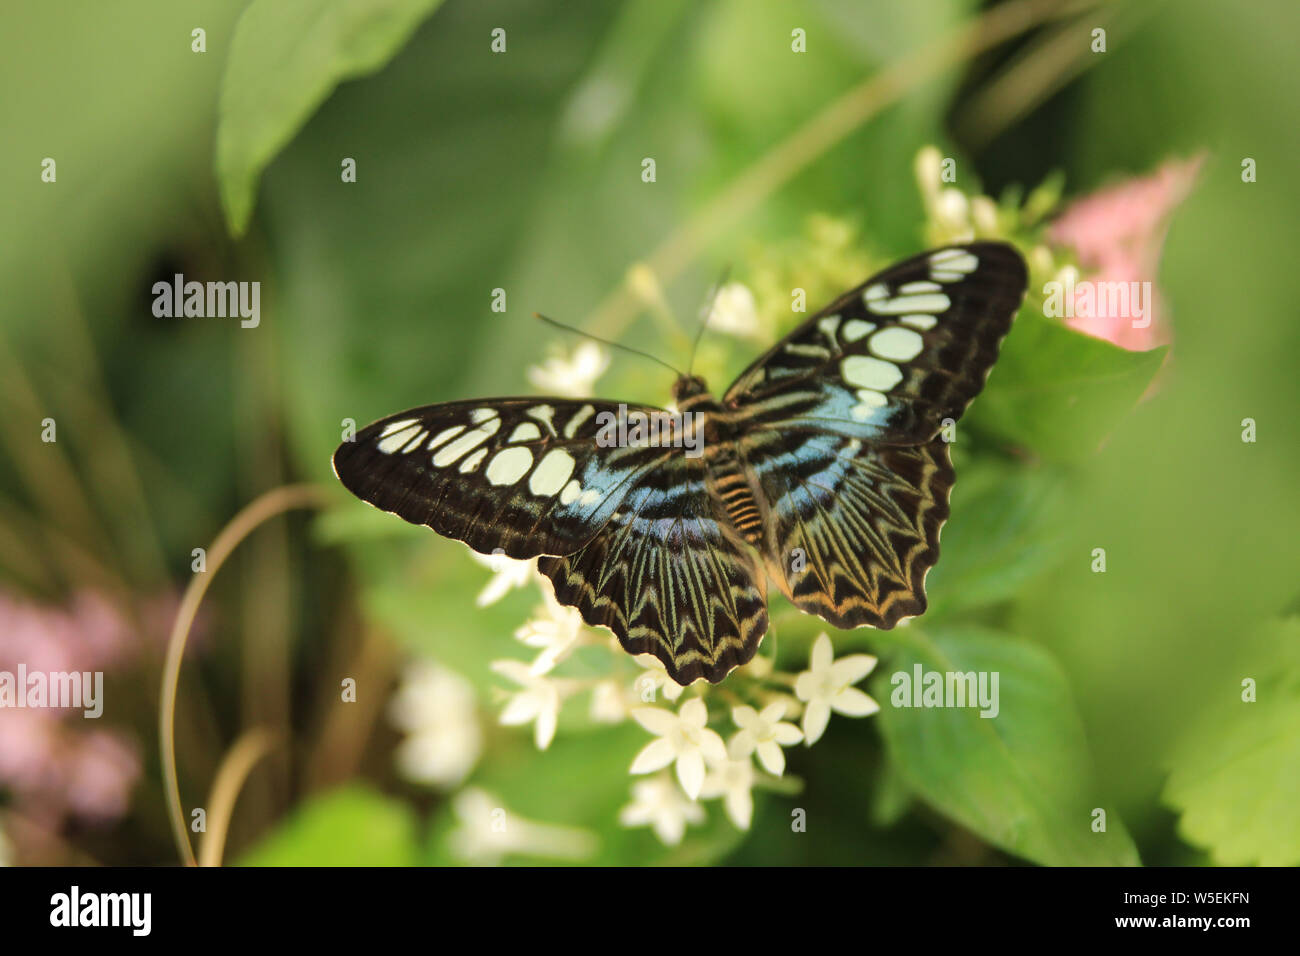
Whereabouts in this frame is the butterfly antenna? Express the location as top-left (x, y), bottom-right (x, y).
top-left (687, 265), bottom-right (730, 377)
top-left (534, 313), bottom-right (685, 379)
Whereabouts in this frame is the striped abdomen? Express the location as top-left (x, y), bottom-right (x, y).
top-left (708, 446), bottom-right (764, 546)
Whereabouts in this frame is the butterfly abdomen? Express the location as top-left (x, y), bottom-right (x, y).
top-left (706, 441), bottom-right (765, 547)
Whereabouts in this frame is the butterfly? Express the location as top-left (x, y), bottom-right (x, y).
top-left (333, 242), bottom-right (1027, 685)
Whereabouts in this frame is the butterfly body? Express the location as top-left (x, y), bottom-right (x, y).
top-left (334, 242), bottom-right (1028, 685)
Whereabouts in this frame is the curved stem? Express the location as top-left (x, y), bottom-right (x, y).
top-left (159, 483), bottom-right (328, 866)
top-left (197, 727), bottom-right (281, 868)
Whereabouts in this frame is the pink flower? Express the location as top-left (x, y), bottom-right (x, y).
top-left (0, 708), bottom-right (59, 786)
top-left (63, 731), bottom-right (141, 821)
top-left (1048, 155), bottom-right (1203, 351)
top-left (0, 590), bottom-right (147, 825)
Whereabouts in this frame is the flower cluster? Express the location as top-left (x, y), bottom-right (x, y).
top-left (0, 591), bottom-right (146, 855)
top-left (914, 144), bottom-right (1200, 352)
top-left (400, 544), bottom-right (882, 847)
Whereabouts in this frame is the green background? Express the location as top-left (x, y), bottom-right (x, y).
top-left (0, 0), bottom-right (1296, 867)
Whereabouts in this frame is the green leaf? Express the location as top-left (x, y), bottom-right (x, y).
top-left (216, 0), bottom-right (446, 236)
top-left (1162, 619), bottom-right (1300, 866)
top-left (874, 626), bottom-right (1140, 866)
top-left (238, 785), bottom-right (419, 866)
top-left (354, 533), bottom-right (541, 689)
top-left (967, 311), bottom-right (1166, 462)
top-left (924, 458), bottom-right (1068, 619)
top-left (868, 756), bottom-right (914, 828)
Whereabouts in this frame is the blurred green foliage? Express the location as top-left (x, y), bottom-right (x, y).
top-left (1, 0), bottom-right (1297, 867)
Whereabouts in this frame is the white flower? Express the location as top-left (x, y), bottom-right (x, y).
top-left (915, 145), bottom-right (944, 203)
top-left (619, 774), bottom-right (705, 846)
top-left (936, 187), bottom-right (971, 232)
top-left (970, 195), bottom-right (1000, 235)
top-left (491, 660), bottom-right (565, 749)
top-left (388, 660), bottom-right (482, 788)
top-left (915, 145), bottom-right (976, 243)
top-left (632, 655), bottom-right (686, 702)
top-left (589, 679), bottom-right (634, 724)
top-left (730, 701), bottom-right (803, 775)
top-left (708, 282), bottom-right (762, 339)
top-left (629, 698), bottom-right (727, 800)
top-left (699, 755), bottom-right (756, 830)
top-left (514, 588), bottom-right (587, 675)
top-left (794, 633), bottom-right (880, 745)
top-left (468, 549), bottom-right (536, 607)
top-left (448, 788), bottom-right (598, 865)
top-left (527, 341), bottom-right (610, 397)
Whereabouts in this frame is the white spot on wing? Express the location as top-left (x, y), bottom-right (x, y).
top-left (817, 315), bottom-right (842, 343)
top-left (459, 448), bottom-right (488, 473)
top-left (929, 249), bottom-right (978, 272)
top-left (560, 479), bottom-right (582, 505)
top-left (509, 422), bottom-right (541, 443)
top-left (485, 446), bottom-right (533, 485)
top-left (865, 292), bottom-right (951, 315)
top-left (851, 389), bottom-right (888, 420)
top-left (433, 418), bottom-right (500, 467)
top-left (900, 314), bottom-right (938, 331)
top-left (530, 448), bottom-right (576, 496)
top-left (526, 405), bottom-right (557, 435)
top-left (379, 418), bottom-right (419, 438)
top-left (928, 249), bottom-right (978, 282)
top-left (785, 342), bottom-right (830, 358)
top-left (842, 355), bottom-right (903, 391)
top-left (563, 404), bottom-right (595, 439)
top-left (842, 319), bottom-right (876, 342)
top-left (377, 423), bottom-right (422, 454)
top-left (427, 425), bottom-right (465, 449)
top-left (870, 327), bottom-right (925, 362)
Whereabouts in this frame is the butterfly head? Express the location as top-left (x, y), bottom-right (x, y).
top-left (672, 374), bottom-right (712, 408)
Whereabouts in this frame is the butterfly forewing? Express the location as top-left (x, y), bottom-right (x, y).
top-left (725, 241), bottom-right (1027, 444)
top-left (333, 398), bottom-right (671, 559)
top-left (729, 241), bottom-right (1026, 631)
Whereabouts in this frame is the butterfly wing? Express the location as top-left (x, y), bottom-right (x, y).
top-left (743, 429), bottom-right (953, 628)
top-left (725, 241), bottom-right (1027, 444)
top-left (336, 396), bottom-right (769, 684)
top-left (539, 453), bottom-right (768, 686)
top-left (333, 242), bottom-right (1025, 680)
top-left (730, 242), bottom-right (1027, 628)
top-left (333, 398), bottom-right (672, 559)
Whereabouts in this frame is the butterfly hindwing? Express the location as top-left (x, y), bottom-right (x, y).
top-left (742, 429), bottom-right (953, 629)
top-left (725, 241), bottom-right (1027, 444)
top-left (333, 398), bottom-right (672, 559)
top-left (539, 454), bottom-right (768, 685)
